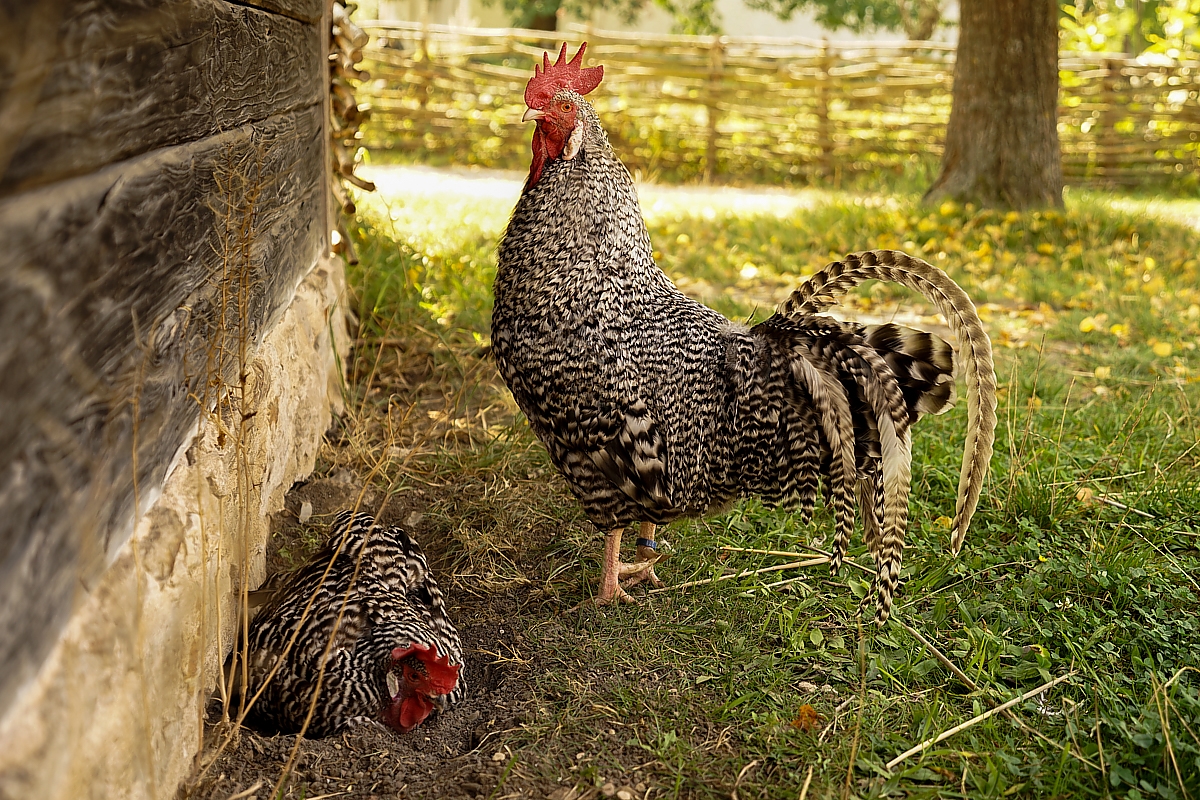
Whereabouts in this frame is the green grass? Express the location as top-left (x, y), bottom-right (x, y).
top-left (342, 173), bottom-right (1200, 799)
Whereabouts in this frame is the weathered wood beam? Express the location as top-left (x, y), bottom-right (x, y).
top-left (0, 0), bottom-right (323, 197)
top-left (0, 103), bottom-right (325, 716)
top-left (227, 0), bottom-right (323, 24)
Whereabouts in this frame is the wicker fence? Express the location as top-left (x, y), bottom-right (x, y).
top-left (356, 21), bottom-right (1200, 187)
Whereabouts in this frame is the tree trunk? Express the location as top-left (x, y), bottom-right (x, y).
top-left (924, 0), bottom-right (1063, 209)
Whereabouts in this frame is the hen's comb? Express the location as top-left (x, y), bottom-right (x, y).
top-left (523, 42), bottom-right (604, 109)
top-left (392, 643), bottom-right (462, 695)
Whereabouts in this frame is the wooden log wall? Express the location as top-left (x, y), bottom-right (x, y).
top-left (356, 21), bottom-right (1200, 187)
top-left (0, 0), bottom-right (327, 715)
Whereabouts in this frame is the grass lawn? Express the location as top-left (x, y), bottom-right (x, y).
top-left (331, 167), bottom-right (1200, 799)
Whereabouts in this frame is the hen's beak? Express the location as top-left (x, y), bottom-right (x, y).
top-left (522, 108), bottom-right (545, 123)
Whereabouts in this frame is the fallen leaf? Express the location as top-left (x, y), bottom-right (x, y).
top-left (790, 704), bottom-right (825, 732)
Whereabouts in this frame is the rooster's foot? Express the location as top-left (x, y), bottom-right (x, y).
top-left (570, 583), bottom-right (636, 611)
top-left (618, 553), bottom-right (667, 590)
top-left (620, 565), bottom-right (664, 590)
top-left (619, 536), bottom-right (670, 590)
top-left (569, 525), bottom-right (670, 611)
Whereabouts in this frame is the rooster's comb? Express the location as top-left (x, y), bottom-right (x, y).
top-left (523, 42), bottom-right (604, 109)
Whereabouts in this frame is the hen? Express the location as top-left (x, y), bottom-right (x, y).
top-left (492, 44), bottom-right (997, 623)
top-left (239, 511), bottom-right (465, 737)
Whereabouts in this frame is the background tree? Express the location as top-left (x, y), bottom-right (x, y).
top-left (757, 0), bottom-right (1062, 207)
top-left (923, 0), bottom-right (1063, 208)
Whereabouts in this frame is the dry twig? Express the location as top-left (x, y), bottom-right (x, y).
top-left (798, 765), bottom-right (814, 800)
top-left (224, 781), bottom-right (264, 800)
top-left (648, 558), bottom-right (826, 593)
top-left (719, 546), bottom-right (827, 559)
top-left (887, 673), bottom-right (1075, 770)
top-left (896, 619), bottom-right (1098, 770)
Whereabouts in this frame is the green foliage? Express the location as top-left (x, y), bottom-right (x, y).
top-left (481, 0), bottom-right (720, 34)
top-left (1062, 0), bottom-right (1200, 58)
top-left (483, 0), bottom-right (643, 29)
top-left (349, 174), bottom-right (1200, 798)
top-left (653, 0), bottom-right (722, 34)
top-left (747, 0), bottom-right (947, 39)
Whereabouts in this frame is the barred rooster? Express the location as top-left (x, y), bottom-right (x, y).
top-left (492, 44), bottom-right (998, 623)
top-left (239, 511), bottom-right (465, 737)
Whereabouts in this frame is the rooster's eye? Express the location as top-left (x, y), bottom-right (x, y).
top-left (559, 101), bottom-right (573, 113)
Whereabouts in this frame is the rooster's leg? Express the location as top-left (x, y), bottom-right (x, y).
top-left (619, 522), bottom-right (667, 590)
top-left (577, 524), bottom-right (668, 608)
top-left (592, 527), bottom-right (635, 606)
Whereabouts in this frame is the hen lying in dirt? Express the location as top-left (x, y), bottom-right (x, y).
top-left (491, 44), bottom-right (997, 623)
top-left (238, 511), bottom-right (465, 737)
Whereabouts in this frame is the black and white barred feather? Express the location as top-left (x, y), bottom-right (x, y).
top-left (240, 511), bottom-right (465, 737)
top-left (493, 89), bottom-right (996, 624)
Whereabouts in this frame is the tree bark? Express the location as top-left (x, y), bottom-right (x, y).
top-left (528, 11), bottom-right (558, 30)
top-left (924, 0), bottom-right (1063, 209)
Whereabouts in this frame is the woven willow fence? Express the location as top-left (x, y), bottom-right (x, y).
top-left (357, 21), bottom-right (1200, 187)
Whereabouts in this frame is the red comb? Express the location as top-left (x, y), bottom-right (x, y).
top-left (523, 42), bottom-right (604, 109)
top-left (392, 643), bottom-right (462, 696)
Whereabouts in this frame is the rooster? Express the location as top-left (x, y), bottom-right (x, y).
top-left (492, 44), bottom-right (997, 624)
top-left (238, 511), bottom-right (465, 737)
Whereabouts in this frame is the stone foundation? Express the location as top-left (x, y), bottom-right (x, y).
top-left (0, 257), bottom-right (348, 800)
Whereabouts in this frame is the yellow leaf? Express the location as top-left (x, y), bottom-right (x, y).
top-left (939, 201), bottom-right (958, 216)
top-left (1094, 366), bottom-right (1112, 380)
top-left (1109, 323), bottom-right (1129, 337)
top-left (791, 704), bottom-right (824, 732)
top-left (935, 516), bottom-right (953, 529)
top-left (1037, 243), bottom-right (1056, 255)
top-left (1153, 341), bottom-right (1173, 357)
top-left (1079, 316), bottom-right (1096, 333)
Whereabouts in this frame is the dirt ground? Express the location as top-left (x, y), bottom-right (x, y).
top-left (180, 473), bottom-right (566, 800)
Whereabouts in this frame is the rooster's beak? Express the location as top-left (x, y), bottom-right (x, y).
top-left (522, 108), bottom-right (545, 123)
